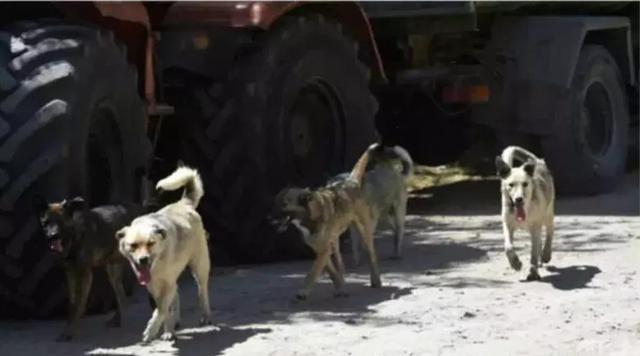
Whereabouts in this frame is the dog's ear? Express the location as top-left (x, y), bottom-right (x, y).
top-left (153, 226), bottom-right (166, 239)
top-left (62, 196), bottom-right (85, 214)
top-left (495, 156), bottom-right (511, 179)
top-left (523, 159), bottom-right (536, 177)
top-left (115, 227), bottom-right (128, 240)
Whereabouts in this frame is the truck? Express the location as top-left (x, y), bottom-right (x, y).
top-left (0, 1), bottom-right (637, 318)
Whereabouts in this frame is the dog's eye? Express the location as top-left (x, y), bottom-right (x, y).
top-left (508, 183), bottom-right (515, 188)
top-left (147, 241), bottom-right (155, 248)
top-left (523, 183), bottom-right (529, 188)
top-left (130, 243), bottom-right (139, 250)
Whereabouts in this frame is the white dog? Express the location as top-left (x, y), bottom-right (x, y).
top-left (496, 146), bottom-right (555, 281)
top-left (117, 166), bottom-right (211, 343)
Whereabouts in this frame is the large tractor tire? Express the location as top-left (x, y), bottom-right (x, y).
top-left (177, 15), bottom-right (378, 262)
top-left (542, 45), bottom-right (629, 195)
top-left (0, 21), bottom-right (148, 318)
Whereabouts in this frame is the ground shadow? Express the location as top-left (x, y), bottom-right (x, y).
top-left (174, 326), bottom-right (271, 356)
top-left (539, 265), bottom-right (601, 290)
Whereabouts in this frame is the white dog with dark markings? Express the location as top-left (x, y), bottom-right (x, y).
top-left (495, 146), bottom-right (555, 281)
top-left (117, 166), bottom-right (211, 343)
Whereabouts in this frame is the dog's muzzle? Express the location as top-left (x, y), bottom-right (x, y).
top-left (269, 214), bottom-right (291, 234)
top-left (509, 199), bottom-right (526, 222)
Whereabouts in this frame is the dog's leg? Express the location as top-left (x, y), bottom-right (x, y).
top-left (189, 240), bottom-right (212, 326)
top-left (161, 288), bottom-right (179, 340)
top-left (355, 220), bottom-right (382, 288)
top-left (503, 224), bottom-right (522, 271)
top-left (297, 245), bottom-right (332, 300)
top-left (62, 265), bottom-right (76, 334)
top-left (142, 307), bottom-right (163, 343)
top-left (171, 291), bottom-right (181, 330)
top-left (527, 224), bottom-right (543, 281)
top-left (392, 203), bottom-right (407, 259)
top-left (325, 258), bottom-right (347, 297)
top-left (332, 238), bottom-right (346, 276)
top-left (542, 216), bottom-right (554, 264)
top-left (105, 262), bottom-right (126, 328)
top-left (142, 289), bottom-right (173, 343)
top-left (349, 226), bottom-right (362, 266)
top-left (59, 269), bottom-right (93, 341)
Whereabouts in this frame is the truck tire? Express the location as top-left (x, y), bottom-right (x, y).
top-left (542, 45), bottom-right (629, 195)
top-left (178, 15), bottom-right (378, 262)
top-left (0, 21), bottom-right (148, 318)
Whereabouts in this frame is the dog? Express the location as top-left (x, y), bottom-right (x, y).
top-left (117, 166), bottom-right (211, 343)
top-left (271, 144), bottom-right (382, 300)
top-left (333, 144), bottom-right (413, 265)
top-left (38, 197), bottom-right (140, 341)
top-left (495, 146), bottom-right (555, 281)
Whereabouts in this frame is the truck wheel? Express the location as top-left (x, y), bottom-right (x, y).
top-left (180, 15), bottom-right (377, 262)
top-left (542, 45), bottom-right (629, 195)
top-left (0, 21), bottom-right (148, 318)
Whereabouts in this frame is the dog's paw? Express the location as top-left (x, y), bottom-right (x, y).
top-left (508, 255), bottom-right (522, 271)
top-left (56, 333), bottom-right (73, 342)
top-left (141, 331), bottom-right (154, 345)
top-left (541, 250), bottom-right (552, 264)
top-left (160, 332), bottom-right (176, 342)
top-left (370, 278), bottom-right (382, 288)
top-left (526, 270), bottom-right (541, 281)
top-left (199, 317), bottom-right (212, 326)
top-left (294, 292), bottom-right (308, 301)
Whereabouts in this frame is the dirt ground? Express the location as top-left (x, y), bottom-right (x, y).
top-left (1, 172), bottom-right (638, 356)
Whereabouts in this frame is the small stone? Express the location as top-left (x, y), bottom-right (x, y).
top-left (462, 311), bottom-right (476, 319)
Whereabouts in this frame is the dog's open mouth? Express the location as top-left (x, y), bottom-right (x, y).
top-left (49, 238), bottom-right (63, 253)
top-left (515, 204), bottom-right (526, 222)
top-left (130, 262), bottom-right (151, 286)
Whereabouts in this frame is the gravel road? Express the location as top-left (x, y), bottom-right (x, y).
top-left (1, 172), bottom-right (638, 356)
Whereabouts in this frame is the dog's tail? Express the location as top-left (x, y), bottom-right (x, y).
top-left (389, 145), bottom-right (413, 178)
top-left (368, 143), bottom-right (414, 178)
top-left (501, 146), bottom-right (539, 167)
top-left (347, 144), bottom-right (375, 184)
top-left (156, 166), bottom-right (204, 207)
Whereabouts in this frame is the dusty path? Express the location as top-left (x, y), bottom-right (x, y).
top-left (0, 173), bottom-right (638, 356)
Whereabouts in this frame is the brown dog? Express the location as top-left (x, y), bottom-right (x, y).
top-left (38, 197), bottom-right (139, 341)
top-left (271, 144), bottom-right (382, 300)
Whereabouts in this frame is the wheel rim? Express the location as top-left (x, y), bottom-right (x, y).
top-left (285, 80), bottom-right (344, 185)
top-left (581, 81), bottom-right (613, 157)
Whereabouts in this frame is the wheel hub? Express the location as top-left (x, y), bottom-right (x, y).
top-left (582, 81), bottom-right (613, 157)
top-left (286, 80), bottom-right (344, 184)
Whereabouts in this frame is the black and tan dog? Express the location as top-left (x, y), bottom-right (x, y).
top-left (271, 144), bottom-right (382, 300)
top-left (38, 197), bottom-right (140, 341)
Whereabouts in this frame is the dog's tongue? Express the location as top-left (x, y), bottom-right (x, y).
top-left (132, 264), bottom-right (151, 286)
top-left (516, 205), bottom-right (526, 222)
top-left (49, 239), bottom-right (63, 253)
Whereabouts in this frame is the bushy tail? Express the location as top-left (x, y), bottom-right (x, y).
top-left (347, 144), bottom-right (376, 184)
top-left (389, 145), bottom-right (413, 178)
top-left (156, 166), bottom-right (204, 207)
top-left (368, 143), bottom-right (414, 178)
top-left (501, 146), bottom-right (539, 167)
